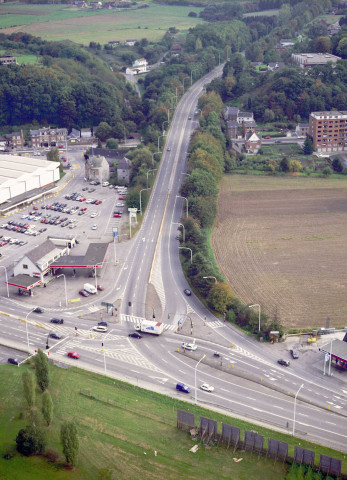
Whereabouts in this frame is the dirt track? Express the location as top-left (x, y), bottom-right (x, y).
top-left (211, 175), bottom-right (347, 329)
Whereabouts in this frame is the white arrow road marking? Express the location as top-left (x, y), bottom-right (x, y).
top-left (149, 376), bottom-right (168, 384)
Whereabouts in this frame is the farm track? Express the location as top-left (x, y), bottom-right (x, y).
top-left (211, 175), bottom-right (347, 329)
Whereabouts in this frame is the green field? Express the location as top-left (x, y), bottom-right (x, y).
top-left (0, 3), bottom-right (203, 44)
top-left (0, 362), bottom-right (346, 480)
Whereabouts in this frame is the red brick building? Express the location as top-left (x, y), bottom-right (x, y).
top-left (308, 111), bottom-right (347, 154)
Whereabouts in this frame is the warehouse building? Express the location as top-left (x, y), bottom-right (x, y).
top-left (0, 155), bottom-right (60, 208)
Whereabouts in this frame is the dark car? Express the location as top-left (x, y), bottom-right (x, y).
top-left (290, 349), bottom-right (299, 359)
top-left (98, 321), bottom-right (108, 327)
top-left (33, 307), bottom-right (45, 313)
top-left (50, 318), bottom-right (64, 324)
top-left (278, 359), bottom-right (290, 367)
top-left (183, 289), bottom-right (192, 296)
top-left (8, 357), bottom-right (19, 365)
top-left (129, 332), bottom-right (143, 339)
top-left (49, 332), bottom-right (62, 339)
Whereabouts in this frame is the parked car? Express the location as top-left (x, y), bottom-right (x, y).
top-left (290, 349), bottom-right (299, 359)
top-left (116, 202), bottom-right (124, 207)
top-left (79, 290), bottom-right (89, 297)
top-left (95, 200), bottom-right (102, 205)
top-left (97, 285), bottom-right (104, 291)
top-left (278, 359), bottom-right (290, 367)
top-left (98, 321), bottom-right (108, 327)
top-left (92, 325), bottom-right (108, 333)
top-left (8, 358), bottom-right (19, 365)
top-left (200, 383), bottom-right (214, 392)
top-left (91, 224), bottom-right (97, 230)
top-left (114, 213), bottom-right (122, 218)
top-left (129, 332), bottom-right (143, 339)
top-left (49, 332), bottom-right (62, 339)
top-left (67, 351), bottom-right (80, 359)
top-left (50, 318), bottom-right (64, 324)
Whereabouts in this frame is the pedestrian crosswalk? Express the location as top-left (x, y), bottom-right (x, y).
top-left (206, 320), bottom-right (225, 329)
top-left (120, 314), bottom-right (177, 331)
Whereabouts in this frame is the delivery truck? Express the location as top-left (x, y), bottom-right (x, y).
top-left (135, 320), bottom-right (164, 335)
top-left (83, 283), bottom-right (97, 294)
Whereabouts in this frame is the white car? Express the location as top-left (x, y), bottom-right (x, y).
top-left (200, 383), bottom-right (214, 392)
top-left (21, 214), bottom-right (28, 219)
top-left (102, 182), bottom-right (109, 187)
top-left (182, 342), bottom-right (197, 351)
top-left (90, 212), bottom-right (97, 218)
top-left (91, 224), bottom-right (97, 230)
top-left (116, 202), bottom-right (124, 207)
top-left (92, 325), bottom-right (108, 333)
top-left (85, 199), bottom-right (93, 204)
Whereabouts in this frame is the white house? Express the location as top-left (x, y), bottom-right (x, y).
top-left (14, 239), bottom-right (66, 283)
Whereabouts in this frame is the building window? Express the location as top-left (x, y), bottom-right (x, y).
top-left (23, 264), bottom-right (28, 269)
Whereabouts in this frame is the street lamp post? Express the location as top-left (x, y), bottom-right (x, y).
top-left (139, 188), bottom-right (148, 215)
top-left (0, 266), bottom-right (9, 297)
top-left (25, 307), bottom-right (36, 353)
top-left (182, 76), bottom-right (190, 93)
top-left (152, 151), bottom-right (161, 167)
top-left (203, 276), bottom-right (217, 284)
top-left (56, 274), bottom-right (68, 306)
top-left (249, 304), bottom-right (261, 332)
top-left (157, 134), bottom-right (166, 152)
top-left (194, 354), bottom-right (206, 404)
top-left (173, 222), bottom-right (185, 242)
top-left (176, 195), bottom-right (188, 217)
top-left (146, 168), bottom-right (157, 190)
top-left (179, 247), bottom-right (192, 264)
top-left (190, 68), bottom-right (198, 86)
top-left (293, 383), bottom-right (304, 436)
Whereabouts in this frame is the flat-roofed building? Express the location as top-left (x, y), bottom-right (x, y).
top-left (291, 53), bottom-right (341, 68)
top-left (309, 111), bottom-right (347, 153)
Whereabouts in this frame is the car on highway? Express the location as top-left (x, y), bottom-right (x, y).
top-left (200, 383), bottom-right (214, 392)
top-left (92, 325), bottom-right (108, 333)
top-left (167, 146), bottom-right (171, 151)
top-left (129, 332), bottom-right (143, 339)
top-left (67, 351), bottom-right (80, 359)
top-left (188, 116), bottom-right (192, 120)
top-left (79, 290), bottom-right (89, 297)
top-left (182, 342), bottom-right (197, 351)
top-left (290, 349), bottom-right (299, 359)
top-left (278, 359), bottom-right (290, 367)
top-left (264, 136), bottom-right (271, 139)
top-left (8, 358), bottom-right (19, 365)
top-left (49, 332), bottom-right (63, 339)
top-left (33, 307), bottom-right (45, 313)
top-left (183, 288), bottom-right (191, 296)
top-left (50, 318), bottom-right (64, 324)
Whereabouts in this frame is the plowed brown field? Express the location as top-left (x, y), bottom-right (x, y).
top-left (211, 175), bottom-right (347, 329)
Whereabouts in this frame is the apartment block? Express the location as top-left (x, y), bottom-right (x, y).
top-left (308, 111), bottom-right (347, 153)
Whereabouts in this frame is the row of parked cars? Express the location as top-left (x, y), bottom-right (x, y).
top-left (65, 192), bottom-right (102, 205)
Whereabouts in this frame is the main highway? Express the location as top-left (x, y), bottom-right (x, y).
top-left (1, 64), bottom-right (347, 453)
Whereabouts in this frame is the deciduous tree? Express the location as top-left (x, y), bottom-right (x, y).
top-left (34, 348), bottom-right (50, 392)
top-left (22, 371), bottom-right (36, 408)
top-left (41, 391), bottom-right (54, 426)
top-left (61, 421), bottom-right (79, 468)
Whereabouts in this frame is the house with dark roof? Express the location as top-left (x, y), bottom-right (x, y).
top-left (13, 239), bottom-right (66, 282)
top-left (117, 156), bottom-right (132, 183)
top-left (5, 131), bottom-right (24, 149)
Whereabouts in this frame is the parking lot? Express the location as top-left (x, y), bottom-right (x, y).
top-left (0, 150), bottom-right (128, 305)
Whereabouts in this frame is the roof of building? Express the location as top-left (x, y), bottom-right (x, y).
top-left (243, 120), bottom-right (257, 127)
top-left (292, 53), bottom-right (341, 64)
top-left (26, 239), bottom-right (59, 266)
top-left (310, 110), bottom-right (347, 119)
top-left (0, 154), bottom-right (58, 189)
top-left (238, 111), bottom-right (253, 118)
top-left (6, 274), bottom-right (42, 290)
top-left (320, 339), bottom-right (347, 362)
top-left (245, 132), bottom-right (260, 142)
top-left (117, 157), bottom-right (132, 170)
top-left (50, 242), bottom-right (109, 268)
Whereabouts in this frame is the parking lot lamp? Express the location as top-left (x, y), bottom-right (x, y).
top-left (56, 274), bottom-right (68, 306)
top-left (249, 304), bottom-right (261, 332)
top-left (176, 195), bottom-right (188, 217)
top-left (194, 354), bottom-right (206, 404)
top-left (203, 276), bottom-right (217, 284)
top-left (0, 266), bottom-right (9, 297)
top-left (139, 188), bottom-right (148, 215)
top-left (146, 169), bottom-right (157, 190)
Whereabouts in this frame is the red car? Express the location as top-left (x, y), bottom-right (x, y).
top-left (79, 289), bottom-right (89, 297)
top-left (264, 136), bottom-right (271, 140)
top-left (33, 206), bottom-right (38, 210)
top-left (113, 213), bottom-right (122, 218)
top-left (79, 197), bottom-right (86, 202)
top-left (40, 218), bottom-right (47, 223)
top-left (97, 285), bottom-right (104, 291)
top-left (46, 205), bottom-right (52, 210)
top-left (95, 200), bottom-right (102, 205)
top-left (119, 195), bottom-right (127, 200)
top-left (80, 207), bottom-right (87, 212)
top-left (23, 224), bottom-right (29, 229)
top-left (0, 241), bottom-right (8, 246)
top-left (67, 351), bottom-right (80, 359)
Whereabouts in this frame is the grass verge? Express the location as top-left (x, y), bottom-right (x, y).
top-left (1, 363), bottom-right (346, 480)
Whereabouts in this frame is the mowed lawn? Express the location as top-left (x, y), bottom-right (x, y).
top-left (1, 362), bottom-right (345, 480)
top-left (0, 4), bottom-right (203, 44)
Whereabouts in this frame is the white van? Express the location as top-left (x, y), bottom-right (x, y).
top-left (83, 283), bottom-right (97, 294)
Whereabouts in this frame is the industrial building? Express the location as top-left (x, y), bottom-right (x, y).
top-left (291, 53), bottom-right (341, 68)
top-left (0, 155), bottom-right (60, 207)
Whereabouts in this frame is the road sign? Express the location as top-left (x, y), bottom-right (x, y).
top-left (101, 302), bottom-right (113, 309)
top-left (112, 227), bottom-right (118, 238)
top-left (325, 353), bottom-right (330, 362)
top-left (128, 207), bottom-right (137, 213)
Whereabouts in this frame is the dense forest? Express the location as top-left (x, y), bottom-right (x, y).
top-left (0, 33), bottom-right (141, 131)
